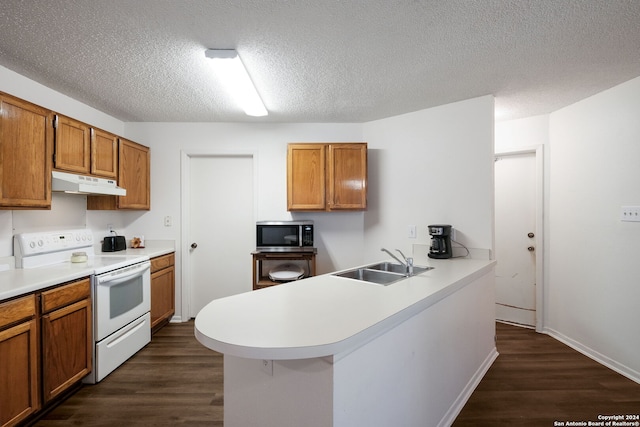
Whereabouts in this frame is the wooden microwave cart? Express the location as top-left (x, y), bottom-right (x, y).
top-left (251, 250), bottom-right (317, 290)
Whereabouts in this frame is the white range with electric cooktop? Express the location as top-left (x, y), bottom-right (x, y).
top-left (14, 229), bottom-right (151, 383)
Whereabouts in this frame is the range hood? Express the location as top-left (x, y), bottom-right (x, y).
top-left (52, 171), bottom-right (126, 196)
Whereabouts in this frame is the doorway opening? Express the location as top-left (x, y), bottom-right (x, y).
top-left (494, 146), bottom-right (544, 332)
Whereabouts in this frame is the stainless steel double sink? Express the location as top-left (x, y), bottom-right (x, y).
top-left (332, 262), bottom-right (433, 286)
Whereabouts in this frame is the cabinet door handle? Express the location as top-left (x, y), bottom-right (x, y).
top-left (191, 243), bottom-right (198, 249)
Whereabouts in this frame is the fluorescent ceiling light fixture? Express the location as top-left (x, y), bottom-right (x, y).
top-left (205, 49), bottom-right (268, 117)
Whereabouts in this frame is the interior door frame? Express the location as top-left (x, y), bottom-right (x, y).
top-left (495, 145), bottom-right (544, 332)
top-left (179, 150), bottom-right (259, 321)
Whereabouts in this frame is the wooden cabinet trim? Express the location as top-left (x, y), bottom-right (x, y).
top-left (151, 253), bottom-right (174, 273)
top-left (40, 278), bottom-right (91, 314)
top-left (0, 294), bottom-right (36, 329)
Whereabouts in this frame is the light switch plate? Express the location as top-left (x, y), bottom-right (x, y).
top-left (408, 225), bottom-right (417, 238)
top-left (620, 206), bottom-right (640, 222)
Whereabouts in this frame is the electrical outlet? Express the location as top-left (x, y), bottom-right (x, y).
top-left (261, 359), bottom-right (273, 376)
top-left (408, 225), bottom-right (417, 238)
top-left (621, 206), bottom-right (640, 222)
top-left (107, 224), bottom-right (113, 234)
top-left (164, 216), bottom-right (172, 227)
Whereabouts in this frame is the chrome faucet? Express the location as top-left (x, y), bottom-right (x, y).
top-left (380, 248), bottom-right (414, 276)
top-left (396, 249), bottom-right (414, 276)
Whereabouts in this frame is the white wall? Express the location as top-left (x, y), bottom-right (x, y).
top-left (495, 77), bottom-right (640, 382)
top-left (546, 76), bottom-right (640, 381)
top-left (362, 96), bottom-right (495, 262)
top-left (495, 114), bottom-right (549, 152)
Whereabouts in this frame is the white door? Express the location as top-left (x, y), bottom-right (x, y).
top-left (188, 155), bottom-right (254, 318)
top-left (494, 152), bottom-right (537, 327)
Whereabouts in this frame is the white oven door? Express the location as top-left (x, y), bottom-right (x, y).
top-left (94, 261), bottom-right (151, 342)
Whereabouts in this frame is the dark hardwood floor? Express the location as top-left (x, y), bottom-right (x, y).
top-left (34, 321), bottom-right (640, 426)
top-left (34, 321), bottom-right (223, 426)
top-left (454, 322), bottom-right (640, 426)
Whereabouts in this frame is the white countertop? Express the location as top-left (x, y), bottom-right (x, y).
top-left (195, 257), bottom-right (496, 360)
top-left (0, 240), bottom-right (175, 301)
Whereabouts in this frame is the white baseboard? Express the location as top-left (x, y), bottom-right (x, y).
top-left (544, 327), bottom-right (640, 385)
top-left (439, 347), bottom-right (499, 427)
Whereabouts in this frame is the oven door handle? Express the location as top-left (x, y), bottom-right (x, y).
top-left (96, 262), bottom-right (150, 286)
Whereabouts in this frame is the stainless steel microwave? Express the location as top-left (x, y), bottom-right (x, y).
top-left (256, 221), bottom-right (314, 251)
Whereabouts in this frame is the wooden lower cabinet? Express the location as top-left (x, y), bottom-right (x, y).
top-left (40, 279), bottom-right (92, 403)
top-left (150, 253), bottom-right (175, 334)
top-left (0, 279), bottom-right (92, 426)
top-left (0, 295), bottom-right (39, 427)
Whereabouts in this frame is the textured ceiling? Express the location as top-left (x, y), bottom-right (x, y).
top-left (0, 0), bottom-right (639, 123)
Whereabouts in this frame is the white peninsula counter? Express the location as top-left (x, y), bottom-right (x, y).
top-left (195, 257), bottom-right (497, 427)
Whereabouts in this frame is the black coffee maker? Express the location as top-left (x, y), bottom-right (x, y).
top-left (428, 224), bottom-right (452, 259)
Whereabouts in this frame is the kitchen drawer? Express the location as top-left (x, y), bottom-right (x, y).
top-left (41, 278), bottom-right (91, 314)
top-left (0, 294), bottom-right (36, 329)
top-left (151, 253), bottom-right (174, 273)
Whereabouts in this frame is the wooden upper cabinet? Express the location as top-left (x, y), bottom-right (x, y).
top-left (90, 128), bottom-right (118, 178)
top-left (54, 115), bottom-right (118, 179)
top-left (287, 142), bottom-right (367, 211)
top-left (327, 143), bottom-right (368, 210)
top-left (0, 92), bottom-right (53, 209)
top-left (118, 138), bottom-right (150, 209)
top-left (88, 138), bottom-right (150, 210)
top-left (287, 144), bottom-right (326, 210)
top-left (53, 115), bottom-right (91, 174)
